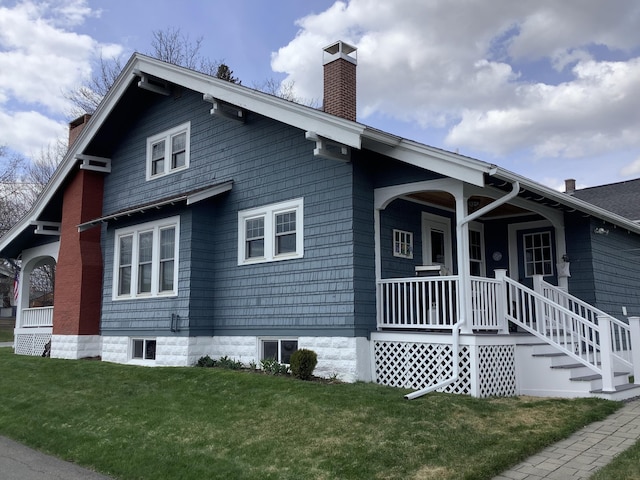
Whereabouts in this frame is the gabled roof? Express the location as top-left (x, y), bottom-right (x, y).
top-left (2, 53), bottom-right (640, 258)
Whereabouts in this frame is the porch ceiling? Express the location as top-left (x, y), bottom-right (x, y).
top-left (408, 191), bottom-right (529, 218)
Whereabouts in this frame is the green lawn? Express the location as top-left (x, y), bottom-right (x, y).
top-left (0, 326), bottom-right (13, 343)
top-left (0, 348), bottom-right (621, 480)
top-left (591, 439), bottom-right (640, 480)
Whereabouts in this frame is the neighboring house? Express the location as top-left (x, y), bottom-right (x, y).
top-left (3, 42), bottom-right (640, 400)
top-left (567, 178), bottom-right (640, 223)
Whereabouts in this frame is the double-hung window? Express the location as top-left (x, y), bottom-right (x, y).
top-left (146, 122), bottom-right (190, 179)
top-left (238, 198), bottom-right (303, 264)
top-left (114, 217), bottom-right (179, 299)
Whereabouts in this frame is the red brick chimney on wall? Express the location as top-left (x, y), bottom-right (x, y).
top-left (68, 114), bottom-right (92, 147)
top-left (323, 41), bottom-right (357, 121)
top-left (52, 113), bottom-right (104, 341)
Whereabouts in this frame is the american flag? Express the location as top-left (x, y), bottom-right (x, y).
top-left (13, 270), bottom-right (19, 301)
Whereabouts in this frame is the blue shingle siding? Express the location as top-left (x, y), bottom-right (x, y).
top-left (565, 214), bottom-right (640, 319)
top-left (352, 159), bottom-right (376, 336)
top-left (100, 87), bottom-right (369, 338)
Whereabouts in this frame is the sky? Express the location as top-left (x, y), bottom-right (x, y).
top-left (1, 0), bottom-right (640, 191)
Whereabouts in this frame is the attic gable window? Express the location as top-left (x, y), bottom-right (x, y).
top-left (238, 198), bottom-right (304, 265)
top-left (146, 122), bottom-right (190, 180)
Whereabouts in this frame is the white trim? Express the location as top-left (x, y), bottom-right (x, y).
top-left (112, 216), bottom-right (180, 300)
top-left (238, 198), bottom-right (304, 265)
top-left (469, 221), bottom-right (486, 277)
top-left (392, 229), bottom-right (413, 259)
top-left (129, 337), bottom-right (157, 364)
top-left (258, 337), bottom-right (299, 364)
top-left (146, 122), bottom-right (190, 180)
top-left (507, 220), bottom-right (553, 282)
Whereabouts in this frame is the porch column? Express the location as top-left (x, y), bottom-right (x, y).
top-left (455, 194), bottom-right (473, 334)
top-left (628, 316), bottom-right (640, 382)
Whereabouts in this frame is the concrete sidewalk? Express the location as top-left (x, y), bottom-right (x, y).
top-left (494, 398), bottom-right (640, 479)
top-left (0, 436), bottom-right (113, 480)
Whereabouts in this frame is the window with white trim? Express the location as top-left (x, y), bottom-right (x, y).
top-left (469, 225), bottom-right (485, 276)
top-left (261, 339), bottom-right (298, 364)
top-left (523, 231), bottom-right (553, 277)
top-left (146, 122), bottom-right (190, 180)
top-left (238, 198), bottom-right (303, 264)
top-left (393, 229), bottom-right (413, 259)
top-left (132, 339), bottom-right (156, 360)
top-left (114, 217), bottom-right (179, 299)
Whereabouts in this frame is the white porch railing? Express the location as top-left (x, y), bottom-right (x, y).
top-left (535, 277), bottom-right (634, 369)
top-left (377, 276), bottom-right (459, 329)
top-left (376, 275), bottom-right (506, 331)
top-left (21, 306), bottom-right (54, 327)
top-left (470, 276), bottom-right (503, 330)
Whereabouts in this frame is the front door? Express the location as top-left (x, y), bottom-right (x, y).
top-left (421, 212), bottom-right (453, 274)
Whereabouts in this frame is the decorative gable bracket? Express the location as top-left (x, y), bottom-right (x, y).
top-left (31, 221), bottom-right (61, 236)
top-left (133, 70), bottom-right (170, 96)
top-left (77, 154), bottom-right (111, 173)
top-left (202, 94), bottom-right (245, 122)
top-left (305, 131), bottom-right (351, 162)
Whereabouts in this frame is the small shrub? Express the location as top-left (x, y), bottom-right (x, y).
top-left (289, 349), bottom-right (317, 380)
top-left (217, 355), bottom-right (243, 370)
top-left (260, 358), bottom-right (289, 375)
top-left (196, 355), bottom-right (216, 368)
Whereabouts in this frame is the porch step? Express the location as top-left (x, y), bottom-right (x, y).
top-left (570, 372), bottom-right (629, 382)
top-left (519, 343), bottom-right (634, 398)
top-left (590, 383), bottom-right (640, 401)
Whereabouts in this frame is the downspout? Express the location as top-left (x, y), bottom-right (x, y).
top-left (405, 179), bottom-right (520, 400)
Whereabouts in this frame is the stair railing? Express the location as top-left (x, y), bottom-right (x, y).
top-left (500, 275), bottom-right (618, 391)
top-left (534, 276), bottom-right (634, 371)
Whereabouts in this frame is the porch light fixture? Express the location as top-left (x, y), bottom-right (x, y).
top-left (594, 227), bottom-right (609, 235)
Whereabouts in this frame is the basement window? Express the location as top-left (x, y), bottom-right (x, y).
top-left (132, 339), bottom-right (156, 360)
top-left (261, 339), bottom-right (298, 364)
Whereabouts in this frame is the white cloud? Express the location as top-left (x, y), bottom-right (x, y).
top-left (621, 157), bottom-right (640, 177)
top-left (271, 0), bottom-right (640, 185)
top-left (0, 0), bottom-right (122, 157)
top-left (0, 109), bottom-right (68, 156)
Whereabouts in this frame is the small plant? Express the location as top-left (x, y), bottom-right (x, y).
top-left (260, 358), bottom-right (289, 375)
top-left (216, 355), bottom-right (243, 370)
top-left (196, 355), bottom-right (216, 368)
top-left (289, 349), bottom-right (318, 380)
top-left (249, 360), bottom-right (257, 370)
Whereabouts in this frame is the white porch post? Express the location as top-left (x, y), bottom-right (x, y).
top-left (455, 194), bottom-right (473, 334)
top-left (597, 314), bottom-right (616, 392)
top-left (628, 316), bottom-right (640, 382)
top-left (494, 269), bottom-right (509, 333)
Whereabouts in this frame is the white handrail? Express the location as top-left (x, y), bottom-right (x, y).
top-left (537, 278), bottom-right (633, 368)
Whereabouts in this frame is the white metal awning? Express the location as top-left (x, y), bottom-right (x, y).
top-left (77, 180), bottom-right (233, 232)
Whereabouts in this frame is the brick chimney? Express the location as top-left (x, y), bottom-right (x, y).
top-left (323, 41), bottom-right (357, 121)
top-left (68, 114), bottom-right (92, 147)
top-left (564, 178), bottom-right (576, 194)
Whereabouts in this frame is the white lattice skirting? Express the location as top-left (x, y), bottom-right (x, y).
top-left (15, 333), bottom-right (51, 356)
top-left (373, 334), bottom-right (517, 397)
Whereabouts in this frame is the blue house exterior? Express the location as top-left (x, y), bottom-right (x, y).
top-left (4, 45), bottom-right (640, 399)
